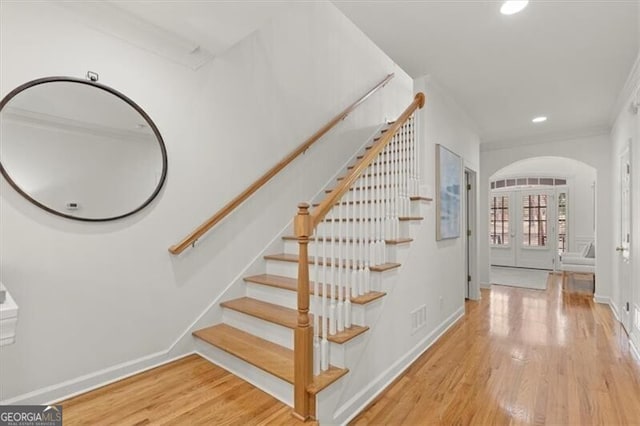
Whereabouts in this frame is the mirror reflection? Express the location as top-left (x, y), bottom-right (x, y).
top-left (0, 78), bottom-right (167, 221)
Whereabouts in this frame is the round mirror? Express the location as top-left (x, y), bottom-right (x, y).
top-left (0, 77), bottom-right (167, 221)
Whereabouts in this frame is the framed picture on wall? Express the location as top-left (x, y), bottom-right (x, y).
top-left (436, 144), bottom-right (462, 240)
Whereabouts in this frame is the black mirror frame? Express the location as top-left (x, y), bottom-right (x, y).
top-left (0, 76), bottom-right (168, 222)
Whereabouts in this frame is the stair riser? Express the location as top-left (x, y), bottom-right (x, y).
top-left (283, 240), bottom-right (393, 263)
top-left (266, 258), bottom-right (393, 280)
top-left (340, 173), bottom-right (416, 187)
top-left (315, 220), bottom-right (411, 240)
top-left (195, 340), bottom-right (293, 407)
top-left (222, 308), bottom-right (293, 349)
top-left (314, 204), bottom-right (413, 220)
top-left (245, 282), bottom-right (367, 325)
top-left (266, 261), bottom-right (385, 293)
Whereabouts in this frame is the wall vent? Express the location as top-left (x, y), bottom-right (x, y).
top-left (411, 304), bottom-right (427, 335)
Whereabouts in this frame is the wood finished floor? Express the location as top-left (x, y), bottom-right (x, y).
top-left (352, 274), bottom-right (640, 425)
top-left (60, 274), bottom-right (640, 425)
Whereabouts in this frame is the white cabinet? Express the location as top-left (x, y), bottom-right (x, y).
top-left (0, 283), bottom-right (19, 346)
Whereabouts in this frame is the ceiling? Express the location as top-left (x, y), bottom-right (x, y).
top-left (85, 1), bottom-right (638, 144)
top-left (333, 0), bottom-right (639, 143)
top-left (110, 1), bottom-right (287, 56)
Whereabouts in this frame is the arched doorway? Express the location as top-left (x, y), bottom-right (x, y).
top-left (488, 157), bottom-right (597, 289)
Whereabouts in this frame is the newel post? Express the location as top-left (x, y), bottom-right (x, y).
top-left (293, 203), bottom-right (313, 420)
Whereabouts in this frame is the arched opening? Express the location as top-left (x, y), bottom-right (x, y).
top-left (487, 156), bottom-right (597, 291)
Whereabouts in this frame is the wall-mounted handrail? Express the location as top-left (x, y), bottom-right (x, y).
top-left (168, 73), bottom-right (395, 255)
top-left (292, 92), bottom-right (425, 420)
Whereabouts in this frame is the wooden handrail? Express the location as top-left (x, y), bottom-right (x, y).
top-left (168, 73), bottom-right (395, 255)
top-left (310, 92), bottom-right (425, 227)
top-left (292, 92), bottom-right (425, 420)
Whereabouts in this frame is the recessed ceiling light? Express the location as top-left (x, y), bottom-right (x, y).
top-left (500, 0), bottom-right (529, 15)
top-left (532, 116), bottom-right (547, 123)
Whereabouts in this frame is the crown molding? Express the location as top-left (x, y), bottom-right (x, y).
top-left (55, 1), bottom-right (214, 70)
top-left (610, 49), bottom-right (640, 124)
top-left (480, 125), bottom-right (611, 152)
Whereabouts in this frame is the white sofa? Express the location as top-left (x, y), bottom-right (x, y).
top-left (559, 242), bottom-right (595, 289)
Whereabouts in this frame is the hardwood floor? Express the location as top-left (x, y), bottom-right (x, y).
top-left (60, 274), bottom-right (640, 425)
top-left (352, 274), bottom-right (640, 425)
top-left (60, 355), bottom-right (307, 425)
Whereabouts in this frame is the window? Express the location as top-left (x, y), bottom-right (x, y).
top-left (490, 196), bottom-right (510, 245)
top-left (522, 194), bottom-right (547, 247)
top-left (557, 192), bottom-right (567, 254)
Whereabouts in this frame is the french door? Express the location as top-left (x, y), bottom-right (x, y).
top-left (490, 188), bottom-right (557, 269)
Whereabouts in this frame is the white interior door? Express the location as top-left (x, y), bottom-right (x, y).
top-left (515, 189), bottom-right (556, 269)
top-left (618, 145), bottom-right (632, 333)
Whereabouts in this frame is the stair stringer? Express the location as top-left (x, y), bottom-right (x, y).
top-left (314, 197), bottom-right (466, 425)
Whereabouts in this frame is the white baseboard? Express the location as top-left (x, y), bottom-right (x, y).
top-left (480, 282), bottom-right (491, 289)
top-left (593, 294), bottom-right (610, 305)
top-left (0, 350), bottom-right (195, 405)
top-left (610, 301), bottom-right (621, 322)
top-left (630, 337), bottom-right (640, 364)
top-left (332, 306), bottom-right (465, 425)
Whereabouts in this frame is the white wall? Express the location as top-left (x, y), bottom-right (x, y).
top-left (491, 156), bottom-right (597, 254)
top-left (479, 133), bottom-right (613, 300)
top-left (609, 52), bottom-right (640, 352)
top-left (0, 1), bottom-right (413, 402)
top-left (416, 77), bottom-right (482, 300)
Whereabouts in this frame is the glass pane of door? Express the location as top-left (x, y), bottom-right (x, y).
top-left (490, 196), bottom-right (510, 245)
top-left (522, 194), bottom-right (548, 247)
top-left (557, 191), bottom-right (567, 255)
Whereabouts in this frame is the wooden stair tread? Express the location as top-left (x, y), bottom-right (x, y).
top-left (322, 216), bottom-right (422, 222)
top-left (337, 171), bottom-right (408, 180)
top-left (347, 158), bottom-right (407, 169)
top-left (193, 324), bottom-right (348, 394)
top-left (221, 297), bottom-right (298, 329)
top-left (307, 366), bottom-right (350, 395)
top-left (312, 199), bottom-right (422, 207)
top-left (193, 324), bottom-right (293, 383)
top-left (244, 274), bottom-right (387, 305)
top-left (264, 253), bottom-right (401, 272)
top-left (221, 296), bottom-right (370, 344)
top-left (281, 235), bottom-right (413, 245)
top-left (325, 184), bottom-right (393, 193)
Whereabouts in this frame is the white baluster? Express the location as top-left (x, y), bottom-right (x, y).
top-left (345, 190), bottom-right (352, 328)
top-left (393, 132), bottom-right (400, 240)
top-left (321, 219), bottom-right (329, 371)
top-left (359, 172), bottom-right (366, 295)
top-left (313, 226), bottom-right (320, 376)
top-left (384, 139), bottom-right (392, 242)
top-left (411, 114), bottom-right (420, 195)
top-left (369, 159), bottom-right (377, 267)
top-left (352, 178), bottom-right (361, 297)
top-left (329, 209), bottom-right (336, 336)
top-left (364, 159), bottom-right (371, 294)
top-left (401, 121), bottom-right (408, 217)
top-left (337, 197), bottom-right (344, 332)
top-left (379, 149), bottom-right (387, 263)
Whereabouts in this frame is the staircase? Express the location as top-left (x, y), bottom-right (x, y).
top-left (190, 93), bottom-right (426, 422)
